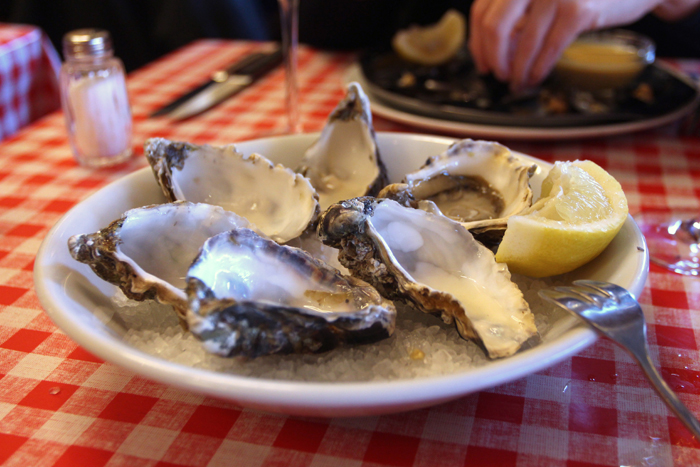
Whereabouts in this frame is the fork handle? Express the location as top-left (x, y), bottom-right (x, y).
top-left (630, 341), bottom-right (700, 440)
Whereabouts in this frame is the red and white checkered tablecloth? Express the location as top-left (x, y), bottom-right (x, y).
top-left (2, 39), bottom-right (700, 466)
top-left (0, 23), bottom-right (60, 141)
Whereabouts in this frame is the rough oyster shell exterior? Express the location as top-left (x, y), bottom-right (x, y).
top-left (378, 139), bottom-right (536, 247)
top-left (68, 202), bottom-right (252, 322)
top-left (318, 197), bottom-right (537, 358)
top-left (298, 82), bottom-right (388, 211)
top-left (145, 138), bottom-right (319, 244)
top-left (186, 228), bottom-right (396, 358)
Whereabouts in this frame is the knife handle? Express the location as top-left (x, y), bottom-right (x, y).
top-left (150, 47), bottom-right (284, 118)
top-left (226, 48), bottom-right (283, 80)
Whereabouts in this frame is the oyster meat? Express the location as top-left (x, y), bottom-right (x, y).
top-left (68, 202), bottom-right (252, 322)
top-left (318, 197), bottom-right (537, 358)
top-left (146, 138), bottom-right (319, 243)
top-left (186, 228), bottom-right (396, 358)
top-left (285, 229), bottom-right (350, 276)
top-left (378, 139), bottom-right (536, 245)
top-left (298, 82), bottom-right (388, 211)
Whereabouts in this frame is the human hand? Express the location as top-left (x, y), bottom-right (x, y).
top-left (468, 0), bottom-right (663, 92)
top-left (654, 0), bottom-right (700, 20)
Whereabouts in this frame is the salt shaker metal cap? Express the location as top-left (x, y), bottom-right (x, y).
top-left (63, 29), bottom-right (113, 59)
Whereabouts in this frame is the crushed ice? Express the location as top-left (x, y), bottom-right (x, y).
top-left (116, 274), bottom-right (568, 382)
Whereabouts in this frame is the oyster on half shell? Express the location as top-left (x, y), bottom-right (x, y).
top-left (318, 197), bottom-right (537, 358)
top-left (68, 202), bottom-right (252, 322)
top-left (186, 228), bottom-right (396, 358)
top-left (378, 139), bottom-right (536, 246)
top-left (146, 138), bottom-right (319, 244)
top-left (298, 82), bottom-right (388, 211)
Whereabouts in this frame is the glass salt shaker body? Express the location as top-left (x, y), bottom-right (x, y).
top-left (60, 29), bottom-right (132, 167)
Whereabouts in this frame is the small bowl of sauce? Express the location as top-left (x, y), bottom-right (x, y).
top-left (554, 30), bottom-right (655, 91)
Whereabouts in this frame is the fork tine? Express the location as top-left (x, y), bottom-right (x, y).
top-left (554, 286), bottom-right (607, 308)
top-left (574, 280), bottom-right (641, 309)
top-left (566, 282), bottom-right (615, 308)
top-left (539, 286), bottom-right (618, 339)
top-left (573, 280), bottom-right (624, 299)
top-left (538, 287), bottom-right (601, 314)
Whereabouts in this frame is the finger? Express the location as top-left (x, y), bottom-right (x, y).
top-left (480, 0), bottom-right (531, 81)
top-left (469, 0), bottom-right (493, 75)
top-left (526, 2), bottom-right (593, 87)
top-left (470, 0), bottom-right (517, 77)
top-left (509, 1), bottom-right (557, 92)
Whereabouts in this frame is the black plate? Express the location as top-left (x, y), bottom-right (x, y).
top-left (359, 48), bottom-right (699, 128)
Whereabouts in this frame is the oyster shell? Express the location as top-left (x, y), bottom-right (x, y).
top-left (378, 139), bottom-right (536, 246)
top-left (185, 228), bottom-right (396, 358)
top-left (318, 197), bottom-right (537, 358)
top-left (298, 82), bottom-right (388, 211)
top-left (146, 138), bottom-right (319, 243)
top-left (68, 202), bottom-right (252, 322)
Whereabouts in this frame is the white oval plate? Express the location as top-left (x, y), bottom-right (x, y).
top-left (34, 132), bottom-right (648, 417)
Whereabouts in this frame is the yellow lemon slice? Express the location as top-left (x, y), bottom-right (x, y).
top-left (495, 160), bottom-right (628, 278)
top-left (392, 9), bottom-right (466, 66)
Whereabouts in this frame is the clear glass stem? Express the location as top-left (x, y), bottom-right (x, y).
top-left (278, 0), bottom-right (302, 134)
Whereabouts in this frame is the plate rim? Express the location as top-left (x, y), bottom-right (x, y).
top-left (33, 131), bottom-right (649, 416)
top-left (346, 63), bottom-right (700, 141)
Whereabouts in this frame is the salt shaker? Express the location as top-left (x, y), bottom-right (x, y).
top-left (60, 29), bottom-right (132, 167)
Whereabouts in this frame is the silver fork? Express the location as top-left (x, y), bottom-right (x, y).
top-left (539, 280), bottom-right (700, 440)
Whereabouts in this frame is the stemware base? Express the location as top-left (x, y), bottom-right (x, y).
top-left (635, 212), bottom-right (700, 276)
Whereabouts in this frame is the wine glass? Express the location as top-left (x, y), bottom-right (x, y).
top-left (277, 0), bottom-right (302, 134)
top-left (633, 109), bottom-right (700, 276)
top-left (635, 212), bottom-right (700, 275)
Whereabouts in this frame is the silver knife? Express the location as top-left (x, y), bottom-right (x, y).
top-left (151, 47), bottom-right (283, 120)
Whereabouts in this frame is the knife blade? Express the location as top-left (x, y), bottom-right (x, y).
top-left (150, 47), bottom-right (283, 119)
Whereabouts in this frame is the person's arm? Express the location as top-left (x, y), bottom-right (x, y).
top-left (468, 0), bottom-right (700, 92)
top-left (654, 0), bottom-right (700, 20)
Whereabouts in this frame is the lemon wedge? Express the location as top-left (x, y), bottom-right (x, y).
top-left (392, 9), bottom-right (466, 66)
top-left (495, 160), bottom-right (628, 278)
